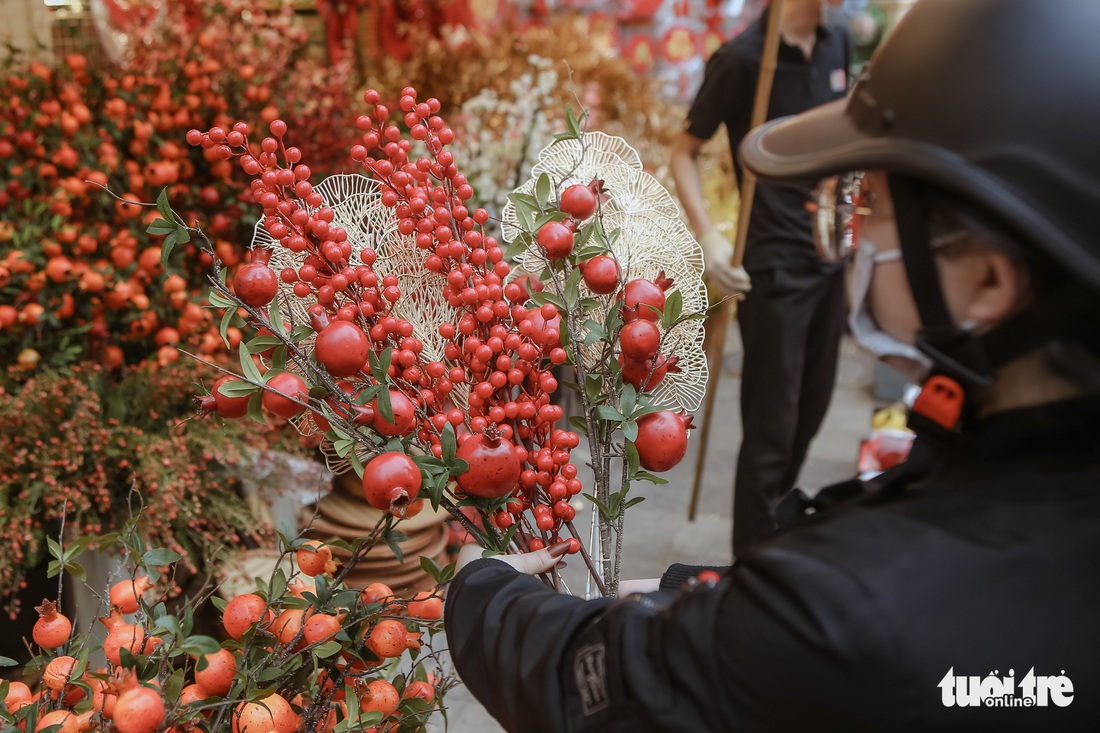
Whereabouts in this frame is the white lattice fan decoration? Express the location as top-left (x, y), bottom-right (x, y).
top-left (501, 132), bottom-right (709, 412)
top-left (251, 174), bottom-right (465, 475)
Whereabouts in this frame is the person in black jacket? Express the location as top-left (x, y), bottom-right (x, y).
top-left (444, 0), bottom-right (1100, 730)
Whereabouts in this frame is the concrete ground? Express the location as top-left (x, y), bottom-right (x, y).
top-left (433, 326), bottom-right (878, 731)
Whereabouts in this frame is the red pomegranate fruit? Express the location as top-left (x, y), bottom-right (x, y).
top-left (314, 320), bottom-right (371, 377)
top-left (362, 452), bottom-right (422, 517)
top-left (580, 254), bottom-right (620, 294)
top-left (634, 410), bottom-right (693, 472)
top-left (456, 432), bottom-right (523, 498)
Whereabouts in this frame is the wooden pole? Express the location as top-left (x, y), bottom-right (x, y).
top-left (689, 0), bottom-right (787, 521)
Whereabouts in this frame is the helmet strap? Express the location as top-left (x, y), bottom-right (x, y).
top-left (888, 174), bottom-right (996, 390)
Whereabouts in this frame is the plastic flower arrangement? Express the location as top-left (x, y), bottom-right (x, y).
top-left (177, 86), bottom-right (709, 598)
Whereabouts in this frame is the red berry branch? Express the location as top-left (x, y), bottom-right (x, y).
top-left (179, 87), bottom-right (708, 596)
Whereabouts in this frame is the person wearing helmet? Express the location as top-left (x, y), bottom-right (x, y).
top-left (444, 1), bottom-right (1100, 730)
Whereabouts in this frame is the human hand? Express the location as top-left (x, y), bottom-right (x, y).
top-left (699, 230), bottom-right (752, 295)
top-left (455, 542), bottom-right (570, 576)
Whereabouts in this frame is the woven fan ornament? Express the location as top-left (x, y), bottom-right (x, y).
top-left (251, 174), bottom-right (466, 476)
top-left (501, 131), bottom-right (709, 412)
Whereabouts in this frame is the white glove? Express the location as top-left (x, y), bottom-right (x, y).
top-left (699, 230), bottom-right (752, 295)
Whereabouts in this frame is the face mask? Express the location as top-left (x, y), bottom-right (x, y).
top-left (847, 237), bottom-right (933, 380)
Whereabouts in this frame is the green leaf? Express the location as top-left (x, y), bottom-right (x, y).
top-left (535, 173), bottom-right (552, 207)
top-left (290, 324), bottom-right (314, 343)
top-left (47, 537), bottom-right (63, 563)
top-left (582, 493), bottom-right (615, 520)
top-left (534, 210), bottom-right (569, 229)
top-left (218, 379), bottom-right (260, 398)
top-left (146, 218), bottom-right (175, 235)
top-left (369, 348), bottom-right (393, 385)
top-left (63, 562), bottom-right (86, 582)
top-left (663, 289), bottom-right (684, 328)
top-left (143, 548), bottom-right (183, 567)
top-left (565, 265), bottom-right (582, 306)
top-left (246, 335), bottom-right (284, 352)
top-left (569, 415), bottom-right (589, 435)
top-left (623, 496), bottom-right (647, 509)
top-left (584, 373), bottom-right (604, 404)
top-left (384, 530), bottom-right (407, 565)
top-left (620, 383), bottom-right (637, 415)
top-left (255, 666), bottom-right (285, 682)
top-left (634, 471), bottom-right (669, 485)
top-left (507, 193), bottom-right (537, 232)
top-left (165, 668), bottom-right (185, 702)
top-left (419, 556), bottom-right (444, 584)
top-left (622, 419), bottom-right (638, 443)
top-left (355, 383), bottom-right (385, 406)
top-left (349, 446), bottom-right (365, 478)
top-left (210, 596), bottom-right (229, 614)
top-left (594, 405), bottom-right (622, 422)
top-left (156, 187), bottom-right (173, 221)
top-left (247, 391), bottom-right (265, 424)
top-left (268, 295), bottom-right (286, 336)
top-left (528, 290), bottom-right (568, 312)
top-left (219, 307), bottom-right (238, 347)
top-left (565, 105), bottom-right (582, 137)
top-left (440, 422), bottom-right (457, 462)
top-left (237, 341), bottom-right (263, 385)
top-left (625, 440), bottom-right (641, 479)
top-left (312, 641), bottom-right (342, 659)
top-left (181, 635), bottom-right (222, 656)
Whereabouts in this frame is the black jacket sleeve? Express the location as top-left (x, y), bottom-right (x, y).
top-left (445, 548), bottom-right (902, 733)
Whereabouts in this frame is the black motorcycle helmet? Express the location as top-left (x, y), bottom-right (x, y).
top-left (740, 0), bottom-right (1100, 393)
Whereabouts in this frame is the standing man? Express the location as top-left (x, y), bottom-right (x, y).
top-left (670, 0), bottom-right (851, 556)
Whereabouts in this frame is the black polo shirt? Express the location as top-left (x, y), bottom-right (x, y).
top-left (686, 9), bottom-right (851, 272)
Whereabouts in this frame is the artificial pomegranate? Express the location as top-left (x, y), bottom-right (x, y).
top-left (34, 710), bottom-right (93, 733)
top-left (33, 598), bottom-right (72, 649)
top-left (357, 679), bottom-right (400, 717)
top-left (365, 619), bottom-right (408, 659)
top-left (455, 432), bottom-right (522, 499)
top-left (222, 593), bottom-right (273, 641)
top-left (581, 254), bottom-right (620, 294)
top-left (110, 575), bottom-right (152, 613)
top-left (536, 221), bottom-right (575, 260)
top-left (262, 372), bottom-right (308, 418)
top-left (113, 680), bottom-right (165, 733)
top-left (406, 591), bottom-right (443, 620)
top-left (620, 354), bottom-right (680, 392)
top-left (232, 693), bottom-right (298, 733)
top-left (296, 539), bottom-right (337, 576)
top-left (314, 320), bottom-right (370, 377)
top-left (197, 376), bottom-right (250, 419)
top-left (271, 608), bottom-right (308, 648)
top-left (42, 655), bottom-right (77, 691)
top-left (559, 179), bottom-right (603, 220)
top-left (372, 390), bottom-right (416, 436)
top-left (634, 410), bottom-right (693, 472)
top-left (361, 452), bottom-right (422, 517)
top-left (233, 249), bottom-right (279, 307)
top-left (194, 648), bottom-right (237, 696)
top-left (619, 319), bottom-right (661, 361)
top-left (403, 680), bottom-right (436, 703)
top-left (104, 623), bottom-right (158, 666)
top-left (303, 612), bottom-right (344, 645)
top-left (622, 271), bottom-right (674, 322)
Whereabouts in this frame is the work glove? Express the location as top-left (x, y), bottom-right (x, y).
top-left (699, 230), bottom-right (752, 295)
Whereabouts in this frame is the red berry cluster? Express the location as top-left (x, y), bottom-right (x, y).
top-left (189, 87), bottom-right (587, 554)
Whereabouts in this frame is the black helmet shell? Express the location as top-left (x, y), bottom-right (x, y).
top-left (740, 0), bottom-right (1100, 289)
